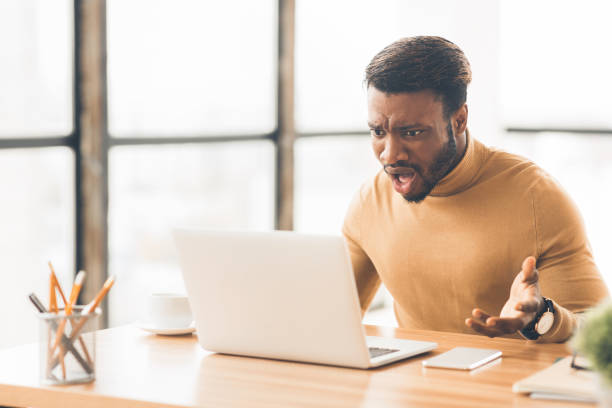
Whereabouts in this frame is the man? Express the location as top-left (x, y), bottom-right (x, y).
top-left (342, 36), bottom-right (609, 342)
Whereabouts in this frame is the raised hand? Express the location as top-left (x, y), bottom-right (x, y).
top-left (465, 256), bottom-right (545, 337)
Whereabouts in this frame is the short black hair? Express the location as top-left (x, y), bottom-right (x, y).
top-left (365, 36), bottom-right (472, 118)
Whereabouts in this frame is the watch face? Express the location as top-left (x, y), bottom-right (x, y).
top-left (536, 311), bottom-right (554, 335)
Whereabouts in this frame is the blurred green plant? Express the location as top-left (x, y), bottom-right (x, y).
top-left (573, 302), bottom-right (612, 385)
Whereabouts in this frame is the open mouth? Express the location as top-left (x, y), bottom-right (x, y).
top-left (388, 168), bottom-right (418, 195)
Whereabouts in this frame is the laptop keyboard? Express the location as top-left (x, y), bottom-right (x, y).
top-left (369, 347), bottom-right (399, 359)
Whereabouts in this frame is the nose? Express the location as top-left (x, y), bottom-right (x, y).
top-left (379, 135), bottom-right (409, 165)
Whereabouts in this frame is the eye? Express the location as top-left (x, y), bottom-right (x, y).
top-left (401, 129), bottom-right (424, 137)
top-left (370, 129), bottom-right (386, 138)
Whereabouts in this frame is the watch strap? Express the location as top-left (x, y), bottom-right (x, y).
top-left (519, 297), bottom-right (554, 340)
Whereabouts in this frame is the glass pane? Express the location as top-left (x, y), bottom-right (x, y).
top-left (295, 135), bottom-right (393, 324)
top-left (107, 0), bottom-right (277, 137)
top-left (500, 0), bottom-right (612, 128)
top-left (0, 0), bottom-right (73, 137)
top-left (295, 0), bottom-right (501, 141)
top-left (502, 132), bottom-right (612, 290)
top-left (294, 135), bottom-right (380, 233)
top-left (108, 141), bottom-right (275, 326)
top-left (0, 147), bottom-right (74, 349)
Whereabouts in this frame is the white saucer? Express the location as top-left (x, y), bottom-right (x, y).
top-left (135, 321), bottom-right (196, 336)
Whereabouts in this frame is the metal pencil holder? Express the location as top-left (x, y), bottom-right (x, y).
top-left (38, 305), bottom-right (100, 385)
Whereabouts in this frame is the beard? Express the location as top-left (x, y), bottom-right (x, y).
top-left (387, 122), bottom-right (458, 203)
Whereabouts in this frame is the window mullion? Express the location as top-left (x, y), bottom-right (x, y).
top-left (276, 0), bottom-right (295, 230)
top-left (75, 0), bottom-right (109, 327)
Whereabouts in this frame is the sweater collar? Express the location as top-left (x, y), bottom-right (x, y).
top-left (429, 129), bottom-right (484, 197)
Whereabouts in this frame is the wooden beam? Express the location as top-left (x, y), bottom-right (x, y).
top-left (276, 0), bottom-right (296, 230)
top-left (75, 0), bottom-right (109, 326)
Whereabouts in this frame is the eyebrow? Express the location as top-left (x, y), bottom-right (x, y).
top-left (393, 124), bottom-right (430, 131)
top-left (367, 122), bottom-right (430, 130)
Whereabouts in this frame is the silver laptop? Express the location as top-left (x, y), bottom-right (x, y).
top-left (174, 229), bottom-right (437, 369)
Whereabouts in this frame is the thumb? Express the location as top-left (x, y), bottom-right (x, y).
top-left (521, 256), bottom-right (538, 284)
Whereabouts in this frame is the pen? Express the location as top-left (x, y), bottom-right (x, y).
top-left (29, 293), bottom-right (47, 314)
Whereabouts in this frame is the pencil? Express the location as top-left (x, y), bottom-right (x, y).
top-left (48, 261), bottom-right (68, 307)
top-left (78, 335), bottom-right (94, 366)
top-left (68, 271), bottom-right (86, 309)
top-left (49, 273), bottom-right (57, 313)
top-left (74, 274), bottom-right (115, 336)
top-left (51, 271), bottom-right (86, 352)
top-left (83, 275), bottom-right (116, 315)
top-left (70, 275), bottom-right (115, 338)
top-left (54, 275), bottom-right (116, 366)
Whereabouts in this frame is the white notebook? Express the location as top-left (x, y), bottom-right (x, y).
top-left (513, 356), bottom-right (597, 402)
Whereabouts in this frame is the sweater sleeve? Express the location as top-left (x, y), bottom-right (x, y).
top-left (530, 173), bottom-right (609, 343)
top-left (342, 188), bottom-right (381, 315)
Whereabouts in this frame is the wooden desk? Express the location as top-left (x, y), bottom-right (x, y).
top-left (0, 325), bottom-right (578, 408)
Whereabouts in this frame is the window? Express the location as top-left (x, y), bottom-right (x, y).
top-left (106, 0), bottom-right (278, 325)
top-left (5, 1), bottom-right (610, 346)
top-left (500, 0), bottom-right (612, 129)
top-left (0, 0), bottom-right (74, 349)
top-left (108, 142), bottom-right (275, 325)
top-left (0, 0), bottom-right (73, 136)
top-left (500, 0), bottom-right (612, 287)
top-left (107, 0), bottom-right (276, 137)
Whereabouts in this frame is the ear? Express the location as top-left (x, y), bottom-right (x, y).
top-left (452, 104), bottom-right (468, 135)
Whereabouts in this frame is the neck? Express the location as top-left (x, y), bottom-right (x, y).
top-left (447, 130), bottom-right (468, 174)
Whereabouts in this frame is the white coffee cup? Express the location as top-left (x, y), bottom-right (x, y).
top-left (146, 293), bottom-right (193, 329)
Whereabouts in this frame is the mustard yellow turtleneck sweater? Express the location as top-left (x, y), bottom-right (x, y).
top-left (342, 132), bottom-right (609, 343)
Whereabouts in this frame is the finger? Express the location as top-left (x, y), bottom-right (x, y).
top-left (521, 256), bottom-right (538, 284)
top-left (471, 308), bottom-right (491, 324)
top-left (465, 318), bottom-right (505, 338)
top-left (486, 316), bottom-right (526, 333)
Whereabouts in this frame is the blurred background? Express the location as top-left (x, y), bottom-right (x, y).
top-left (1, 0), bottom-right (611, 349)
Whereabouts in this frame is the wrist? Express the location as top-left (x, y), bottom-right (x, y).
top-left (519, 297), bottom-right (555, 340)
top-left (536, 296), bottom-right (547, 316)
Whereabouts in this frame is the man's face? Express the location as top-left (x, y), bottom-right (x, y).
top-left (367, 87), bottom-right (461, 203)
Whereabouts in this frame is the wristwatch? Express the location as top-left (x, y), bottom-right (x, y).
top-left (519, 297), bottom-right (555, 340)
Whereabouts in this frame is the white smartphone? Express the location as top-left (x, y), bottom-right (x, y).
top-left (422, 347), bottom-right (502, 370)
